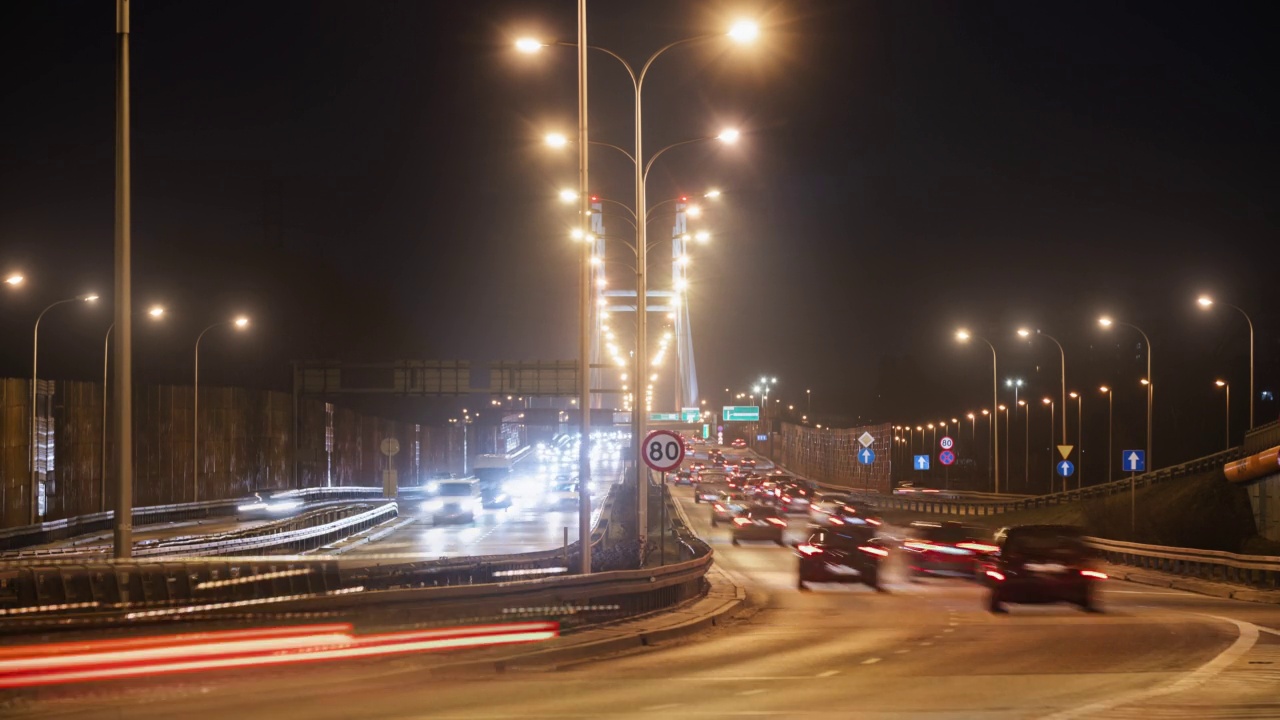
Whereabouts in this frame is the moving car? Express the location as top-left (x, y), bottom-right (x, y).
top-left (729, 504), bottom-right (788, 545)
top-left (902, 520), bottom-right (999, 579)
top-left (427, 479), bottom-right (482, 524)
top-left (739, 457), bottom-right (757, 471)
top-left (777, 481), bottom-right (813, 514)
top-left (984, 524), bottom-right (1105, 613)
top-left (545, 480), bottom-right (580, 510)
top-left (731, 438), bottom-right (747, 449)
top-left (710, 490), bottom-right (749, 526)
top-left (236, 489), bottom-right (302, 518)
top-left (796, 525), bottom-right (890, 591)
top-left (808, 491), bottom-right (851, 526)
top-left (694, 475), bottom-right (730, 503)
top-left (672, 470), bottom-right (695, 486)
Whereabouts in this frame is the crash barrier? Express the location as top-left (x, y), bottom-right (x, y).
top-left (0, 486), bottom-right (385, 552)
top-left (1087, 536), bottom-right (1280, 589)
top-left (0, 500), bottom-right (388, 560)
top-left (1224, 445), bottom-right (1280, 485)
top-left (0, 472), bottom-right (633, 628)
top-left (834, 446), bottom-right (1246, 517)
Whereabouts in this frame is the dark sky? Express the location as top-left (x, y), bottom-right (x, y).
top-left (1, 1), bottom-right (1276, 472)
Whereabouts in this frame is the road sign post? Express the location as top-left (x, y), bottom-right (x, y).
top-left (642, 429), bottom-right (686, 474)
top-left (1123, 450), bottom-right (1145, 534)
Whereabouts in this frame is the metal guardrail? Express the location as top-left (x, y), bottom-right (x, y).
top-left (1087, 536), bottom-right (1280, 589)
top-left (829, 446), bottom-right (1246, 517)
top-left (0, 486), bottom-right (385, 551)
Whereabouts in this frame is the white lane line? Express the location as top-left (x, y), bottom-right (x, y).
top-left (860, 658), bottom-right (881, 665)
top-left (1037, 613), bottom-right (1261, 719)
top-left (736, 689), bottom-right (767, 696)
top-left (943, 628), bottom-right (955, 633)
top-left (643, 703), bottom-right (683, 711)
top-left (893, 649), bottom-right (910, 654)
top-left (919, 641), bottom-right (934, 647)
top-left (817, 669), bottom-right (840, 676)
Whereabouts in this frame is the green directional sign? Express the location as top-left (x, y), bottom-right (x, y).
top-left (702, 423), bottom-right (710, 439)
top-left (722, 405), bottom-right (760, 422)
top-left (649, 412), bottom-right (680, 422)
top-left (681, 407), bottom-right (701, 423)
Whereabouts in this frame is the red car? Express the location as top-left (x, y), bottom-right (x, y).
top-left (902, 521), bottom-right (999, 579)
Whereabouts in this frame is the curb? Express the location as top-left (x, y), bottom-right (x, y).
top-left (1106, 564), bottom-right (1280, 605)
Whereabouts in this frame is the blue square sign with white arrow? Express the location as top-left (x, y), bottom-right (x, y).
top-left (858, 447), bottom-right (875, 465)
top-left (913, 455), bottom-right (930, 471)
top-left (1123, 450), bottom-right (1145, 473)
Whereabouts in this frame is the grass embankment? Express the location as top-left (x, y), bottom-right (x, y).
top-left (886, 469), bottom-right (1276, 554)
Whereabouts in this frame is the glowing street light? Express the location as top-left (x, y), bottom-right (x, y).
top-left (544, 132), bottom-right (569, 148)
top-left (194, 316), bottom-right (251, 501)
top-left (1099, 316), bottom-right (1153, 467)
top-left (717, 128), bottom-right (741, 144)
top-left (1215, 379), bottom-right (1230, 449)
top-left (1198, 295), bottom-right (1255, 429)
top-left (558, 188), bottom-right (578, 203)
top-left (4, 273), bottom-right (23, 286)
top-left (727, 20), bottom-right (760, 43)
top-left (514, 37), bottom-right (544, 53)
top-left (956, 328), bottom-right (999, 492)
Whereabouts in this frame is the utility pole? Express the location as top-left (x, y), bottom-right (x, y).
top-left (575, 0), bottom-right (592, 574)
top-left (112, 0), bottom-right (134, 559)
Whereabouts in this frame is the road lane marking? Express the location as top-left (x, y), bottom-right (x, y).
top-left (643, 703), bottom-right (683, 711)
top-left (893, 649), bottom-right (910, 654)
top-left (817, 669), bottom-right (840, 676)
top-left (860, 658), bottom-right (881, 665)
top-left (919, 641), bottom-right (933, 646)
top-left (736, 689), bottom-right (767, 696)
top-left (943, 628), bottom-right (955, 633)
top-left (1038, 613), bottom-right (1261, 719)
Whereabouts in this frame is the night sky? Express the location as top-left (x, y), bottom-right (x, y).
top-left (1, 2), bottom-right (1276, 475)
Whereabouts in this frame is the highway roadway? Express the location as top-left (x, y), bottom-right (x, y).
top-left (6, 444), bottom-right (1280, 718)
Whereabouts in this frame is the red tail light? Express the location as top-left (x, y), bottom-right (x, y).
top-left (1080, 570), bottom-right (1108, 580)
top-left (985, 569), bottom-right (1006, 581)
top-left (828, 516), bottom-right (845, 524)
top-left (957, 542), bottom-right (999, 553)
top-left (733, 517), bottom-right (751, 527)
top-left (904, 541), bottom-right (932, 551)
top-left (797, 544), bottom-right (823, 556)
top-left (781, 495), bottom-right (792, 503)
top-left (858, 546), bottom-right (889, 557)
top-left (866, 518), bottom-right (882, 526)
top-left (766, 517), bottom-right (787, 527)
top-left (713, 504), bottom-right (725, 512)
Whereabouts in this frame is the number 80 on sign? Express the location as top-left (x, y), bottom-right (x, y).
top-left (642, 429), bottom-right (686, 472)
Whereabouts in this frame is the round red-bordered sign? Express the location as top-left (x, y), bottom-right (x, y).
top-left (642, 429), bottom-right (686, 472)
top-left (939, 449), bottom-right (956, 466)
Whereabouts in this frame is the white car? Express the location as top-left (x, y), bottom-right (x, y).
top-left (545, 481), bottom-right (580, 510)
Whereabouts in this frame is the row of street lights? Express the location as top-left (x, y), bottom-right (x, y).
top-left (515, 15), bottom-right (761, 565)
top-left (5, 271), bottom-right (250, 518)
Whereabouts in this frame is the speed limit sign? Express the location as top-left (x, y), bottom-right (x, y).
top-left (642, 429), bottom-right (686, 472)
top-left (940, 436), bottom-right (955, 450)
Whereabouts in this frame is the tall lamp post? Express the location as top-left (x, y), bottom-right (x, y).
top-left (1099, 317), bottom-right (1152, 468)
top-left (30, 293), bottom-right (99, 523)
top-left (1199, 296), bottom-right (1255, 430)
top-left (1017, 399), bottom-right (1028, 488)
top-left (1019, 328), bottom-right (1066, 442)
top-left (1006, 377), bottom-right (1023, 490)
top-left (193, 316), bottom-right (249, 502)
top-left (1069, 391), bottom-right (1082, 488)
top-left (1042, 397), bottom-right (1057, 492)
top-left (102, 305), bottom-right (164, 511)
top-left (956, 330), bottom-right (999, 493)
top-left (1100, 386), bottom-right (1113, 485)
top-left (1215, 380), bottom-right (1230, 449)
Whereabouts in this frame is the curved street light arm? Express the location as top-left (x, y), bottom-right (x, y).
top-left (643, 136), bottom-right (711, 183)
top-left (589, 140), bottom-right (636, 166)
top-left (637, 35), bottom-right (718, 93)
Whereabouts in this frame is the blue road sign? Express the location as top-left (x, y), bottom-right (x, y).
top-left (1057, 459), bottom-right (1076, 477)
top-left (939, 449), bottom-right (956, 466)
top-left (858, 447), bottom-right (876, 465)
top-left (913, 454), bottom-right (930, 471)
top-left (756, 434), bottom-right (768, 442)
top-left (1123, 450), bottom-right (1146, 473)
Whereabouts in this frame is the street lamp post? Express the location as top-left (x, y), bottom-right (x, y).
top-left (1215, 380), bottom-right (1230, 449)
top-left (1069, 391), bottom-right (1082, 489)
top-left (956, 330), bottom-right (999, 493)
top-left (1019, 328), bottom-right (1066, 442)
top-left (102, 305), bottom-right (164, 512)
top-left (1019, 399), bottom-right (1028, 488)
top-left (1006, 378), bottom-right (1023, 491)
top-left (981, 409), bottom-right (991, 481)
top-left (1099, 317), bottom-right (1153, 468)
top-left (1042, 397), bottom-right (1057, 492)
top-left (193, 317), bottom-right (249, 502)
top-left (1199, 297), bottom-right (1255, 430)
top-left (30, 293), bottom-right (99, 523)
top-left (1100, 386), bottom-right (1113, 485)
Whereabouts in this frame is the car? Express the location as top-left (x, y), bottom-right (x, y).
top-left (672, 470), bottom-right (695, 486)
top-left (710, 490), bottom-right (750, 526)
top-left (694, 475), bottom-right (730, 503)
top-left (739, 457), bottom-right (757, 471)
top-left (729, 504), bottom-right (788, 545)
top-left (983, 524), bottom-right (1106, 613)
top-left (711, 457), bottom-right (726, 468)
top-left (795, 525), bottom-right (890, 591)
top-left (825, 500), bottom-right (882, 529)
top-left (426, 479), bottom-right (482, 524)
top-left (901, 520), bottom-right (1000, 579)
top-left (731, 438), bottom-right (747, 449)
top-left (236, 489), bottom-right (302, 518)
top-left (777, 481), bottom-right (813, 514)
top-left (690, 461), bottom-right (706, 473)
top-left (808, 491), bottom-right (851, 526)
top-left (544, 480), bottom-right (580, 510)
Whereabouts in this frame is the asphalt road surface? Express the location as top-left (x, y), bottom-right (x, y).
top-left (6, 445), bottom-right (1279, 719)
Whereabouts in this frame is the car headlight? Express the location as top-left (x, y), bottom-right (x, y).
top-left (422, 499), bottom-right (444, 512)
top-left (237, 502), bottom-right (266, 512)
top-left (267, 500), bottom-right (302, 513)
top-left (425, 481), bottom-right (440, 494)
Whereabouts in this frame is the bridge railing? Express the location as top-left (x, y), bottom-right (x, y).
top-left (831, 446), bottom-right (1246, 517)
top-left (1087, 536), bottom-right (1280, 589)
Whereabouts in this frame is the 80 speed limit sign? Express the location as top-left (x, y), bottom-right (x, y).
top-left (642, 429), bottom-right (686, 472)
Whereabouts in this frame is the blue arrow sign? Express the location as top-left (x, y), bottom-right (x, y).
top-left (1123, 450), bottom-right (1145, 472)
top-left (858, 448), bottom-right (876, 465)
top-left (913, 454), bottom-right (930, 471)
top-left (1057, 459), bottom-right (1076, 477)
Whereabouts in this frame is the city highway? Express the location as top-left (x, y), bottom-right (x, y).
top-left (6, 445), bottom-right (1279, 718)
